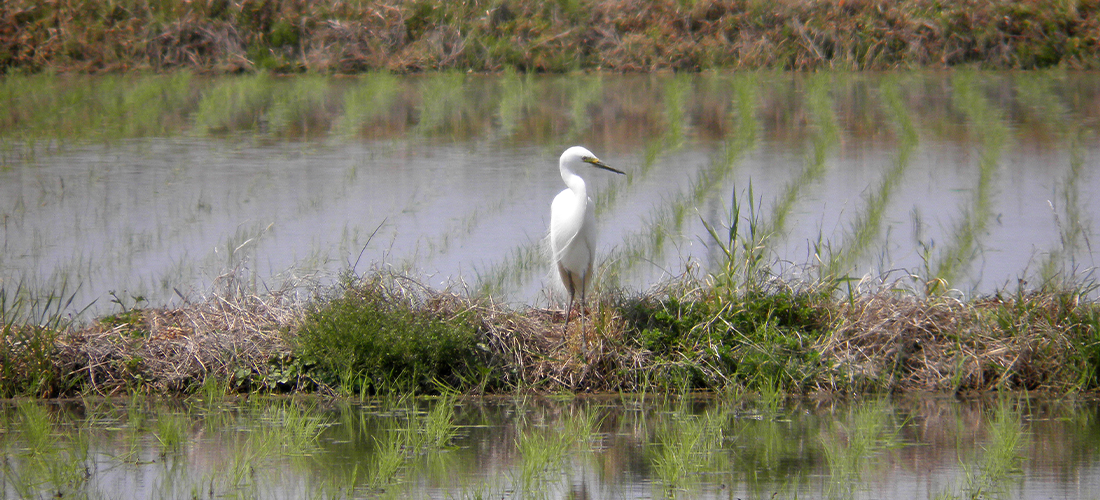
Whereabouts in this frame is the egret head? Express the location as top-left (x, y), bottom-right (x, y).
top-left (561, 146), bottom-right (625, 175)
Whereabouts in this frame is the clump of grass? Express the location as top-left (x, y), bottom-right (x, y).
top-left (293, 270), bottom-right (485, 394)
top-left (154, 410), bottom-right (189, 454)
top-left (649, 406), bottom-right (724, 494)
top-left (56, 269), bottom-right (300, 395)
top-left (818, 283), bottom-right (1100, 393)
top-left (0, 281), bottom-right (82, 397)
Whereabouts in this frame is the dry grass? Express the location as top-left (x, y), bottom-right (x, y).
top-left (7, 269), bottom-right (1099, 396)
top-left (818, 290), bottom-right (1095, 393)
top-left (2, 0), bottom-right (1097, 74)
top-left (53, 273), bottom-right (302, 394)
top-left (476, 303), bottom-right (652, 391)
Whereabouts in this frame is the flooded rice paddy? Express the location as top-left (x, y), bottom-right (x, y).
top-left (1, 71), bottom-right (1098, 314)
top-left (2, 394), bottom-right (1099, 499)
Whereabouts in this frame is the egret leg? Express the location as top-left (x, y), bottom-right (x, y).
top-left (579, 286), bottom-right (588, 354)
top-left (562, 291), bottom-right (574, 336)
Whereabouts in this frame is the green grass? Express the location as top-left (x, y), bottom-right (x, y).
top-left (0, 281), bottom-right (84, 397)
top-left (294, 272), bottom-right (485, 395)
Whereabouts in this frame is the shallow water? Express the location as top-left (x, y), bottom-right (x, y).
top-left (1, 71), bottom-right (1098, 315)
top-left (1, 394), bottom-right (1098, 499)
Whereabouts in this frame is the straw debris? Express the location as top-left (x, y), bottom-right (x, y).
top-left (53, 275), bottom-right (301, 394)
top-left (5, 270), bottom-right (1100, 396)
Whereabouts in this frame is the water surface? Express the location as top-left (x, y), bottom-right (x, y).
top-left (1, 71), bottom-right (1097, 314)
top-left (1, 394), bottom-right (1097, 499)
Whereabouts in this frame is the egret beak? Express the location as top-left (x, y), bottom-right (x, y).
top-left (585, 157), bottom-right (625, 175)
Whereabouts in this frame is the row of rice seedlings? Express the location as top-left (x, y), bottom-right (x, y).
top-left (1014, 71), bottom-right (1095, 285)
top-left (603, 72), bottom-right (760, 286)
top-left (401, 71), bottom-right (552, 267)
top-left (563, 72), bottom-right (606, 143)
top-left (265, 74), bottom-right (341, 138)
top-left (332, 71), bottom-right (402, 139)
top-left (820, 74), bottom-right (918, 283)
top-left (414, 70), bottom-right (471, 137)
top-left (758, 72), bottom-right (838, 249)
top-left (0, 72), bottom-right (197, 142)
top-left (395, 74), bottom-right (608, 289)
top-left (495, 67), bottom-right (538, 140)
top-left (193, 72), bottom-right (277, 133)
top-left (930, 72), bottom-right (1010, 293)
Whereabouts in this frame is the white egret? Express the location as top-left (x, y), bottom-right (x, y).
top-left (549, 146), bottom-right (624, 351)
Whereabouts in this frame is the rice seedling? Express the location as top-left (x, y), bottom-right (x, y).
top-left (514, 423), bottom-right (571, 495)
top-left (932, 72), bottom-right (1009, 292)
top-left (367, 426), bottom-right (409, 490)
top-left (417, 394), bottom-right (459, 450)
top-left (154, 410), bottom-right (189, 454)
top-left (819, 400), bottom-right (903, 498)
top-left (649, 406), bottom-right (724, 495)
top-left (936, 398), bottom-right (1027, 500)
top-left (261, 399), bottom-right (328, 456)
top-left (820, 75), bottom-right (917, 281)
top-left (194, 73), bottom-right (276, 134)
top-left (332, 71), bottom-right (401, 139)
top-left (8, 401), bottom-right (92, 498)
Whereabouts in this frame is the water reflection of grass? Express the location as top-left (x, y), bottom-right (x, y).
top-left (0, 396), bottom-right (1095, 499)
top-left (820, 400), bottom-right (904, 498)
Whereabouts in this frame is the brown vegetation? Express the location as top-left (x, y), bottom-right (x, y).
top-left (1, 0), bottom-right (1097, 74)
top-left (5, 270), bottom-right (1095, 397)
top-left (52, 275), bottom-right (300, 394)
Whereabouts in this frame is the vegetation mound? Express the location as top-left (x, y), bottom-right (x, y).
top-left (3, 267), bottom-right (1098, 397)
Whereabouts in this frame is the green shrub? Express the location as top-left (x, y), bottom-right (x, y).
top-left (294, 273), bottom-right (483, 394)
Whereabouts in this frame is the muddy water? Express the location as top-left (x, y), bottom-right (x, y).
top-left (1, 72), bottom-right (1097, 314)
top-left (1, 395), bottom-right (1097, 499)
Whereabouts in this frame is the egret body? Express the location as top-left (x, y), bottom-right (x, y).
top-left (549, 146), bottom-right (624, 350)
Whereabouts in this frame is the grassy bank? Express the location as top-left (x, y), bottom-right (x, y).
top-left (3, 263), bottom-right (1099, 397)
top-left (2, 0), bottom-right (1098, 74)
